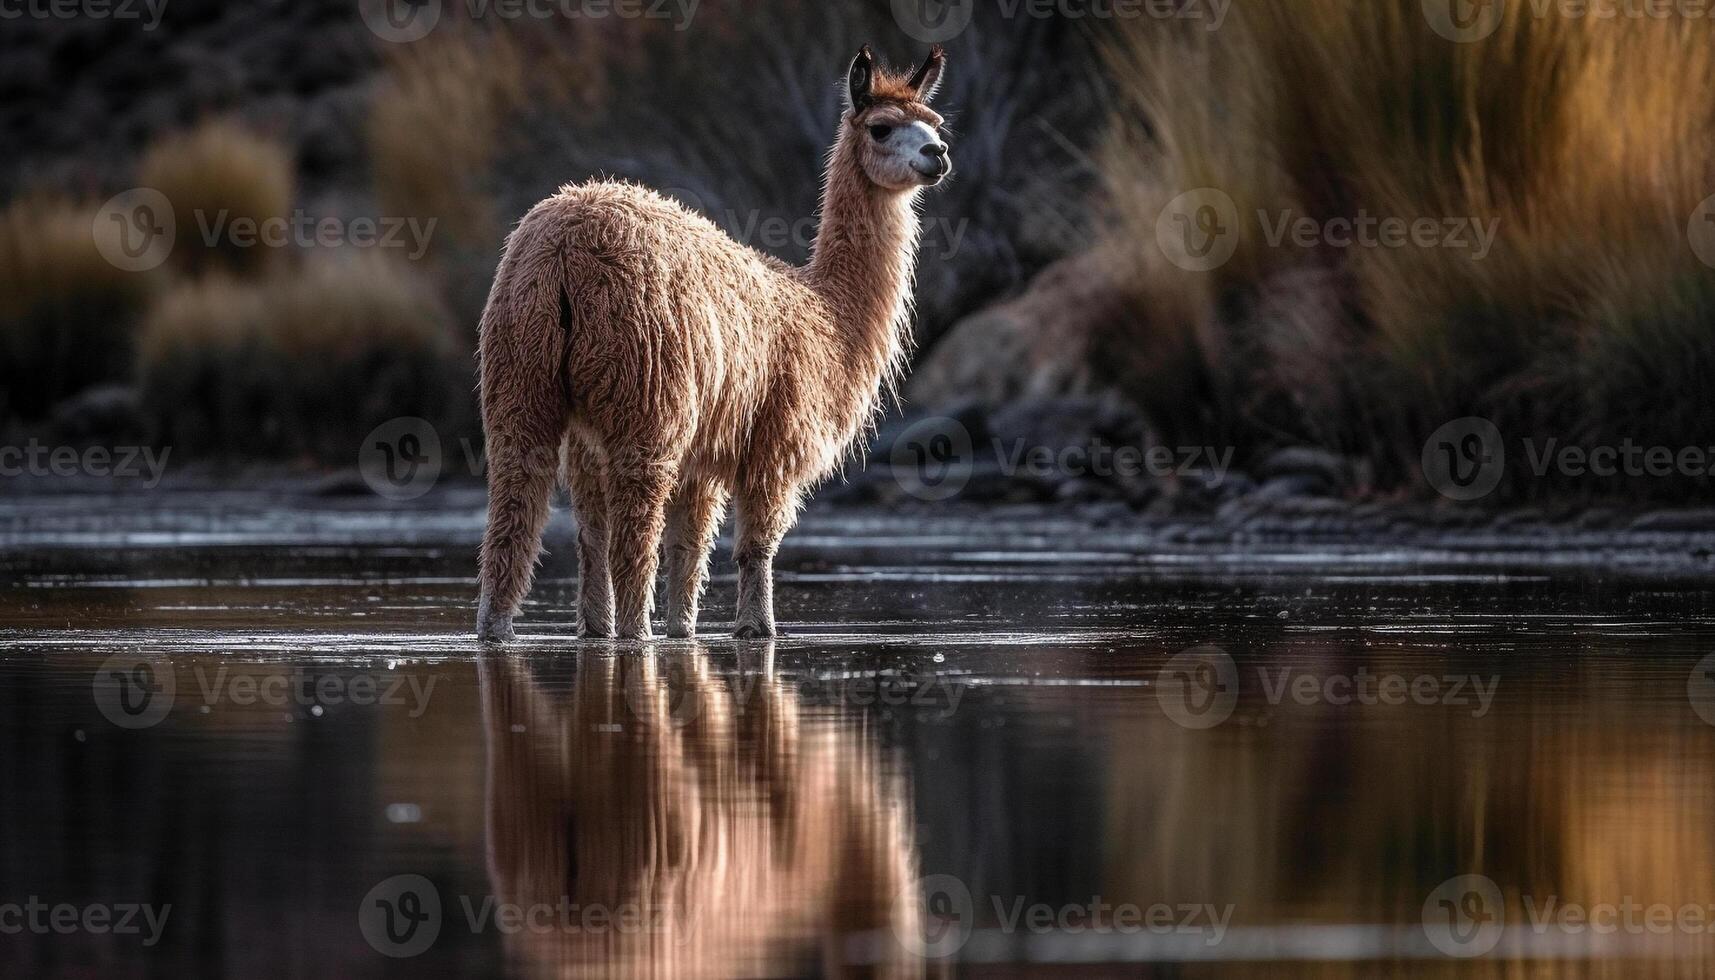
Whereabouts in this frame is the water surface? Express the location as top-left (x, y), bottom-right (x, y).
top-left (4, 489), bottom-right (1715, 977)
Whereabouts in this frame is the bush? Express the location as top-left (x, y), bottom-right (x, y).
top-left (369, 29), bottom-right (532, 255)
top-left (1099, 2), bottom-right (1715, 498)
top-left (138, 119), bottom-right (295, 278)
top-left (137, 251), bottom-right (468, 460)
top-left (368, 2), bottom-right (1105, 343)
top-left (0, 197), bottom-right (153, 422)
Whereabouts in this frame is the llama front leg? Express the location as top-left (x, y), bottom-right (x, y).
top-left (663, 482), bottom-right (727, 639)
top-left (733, 488), bottom-right (799, 639)
top-left (605, 453), bottom-right (677, 640)
top-left (564, 440), bottom-right (614, 638)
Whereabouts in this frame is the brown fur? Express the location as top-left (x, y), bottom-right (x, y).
top-left (478, 646), bottom-right (922, 977)
top-left (476, 46), bottom-right (950, 641)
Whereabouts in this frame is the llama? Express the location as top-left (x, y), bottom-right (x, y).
top-left (476, 45), bottom-right (952, 641)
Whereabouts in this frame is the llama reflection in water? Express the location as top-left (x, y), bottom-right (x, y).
top-left (477, 646), bottom-right (924, 978)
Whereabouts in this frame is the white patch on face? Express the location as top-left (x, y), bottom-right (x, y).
top-left (870, 118), bottom-right (951, 188)
top-left (895, 120), bottom-right (941, 157)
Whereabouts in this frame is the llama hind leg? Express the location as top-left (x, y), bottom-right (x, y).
top-left (564, 439), bottom-right (615, 638)
top-left (477, 414), bottom-right (567, 642)
top-left (662, 481), bottom-right (727, 639)
top-left (733, 485), bottom-right (800, 639)
top-left (605, 452), bottom-right (678, 640)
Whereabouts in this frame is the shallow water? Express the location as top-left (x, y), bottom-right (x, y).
top-left (5, 489), bottom-right (1715, 977)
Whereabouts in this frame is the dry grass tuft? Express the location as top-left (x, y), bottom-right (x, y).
top-left (138, 120), bottom-right (295, 278)
top-left (137, 251), bottom-right (464, 458)
top-left (1100, 2), bottom-right (1715, 497)
top-left (0, 197), bottom-right (154, 421)
top-left (369, 29), bottom-right (533, 253)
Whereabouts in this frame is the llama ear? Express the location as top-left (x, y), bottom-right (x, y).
top-left (907, 45), bottom-right (946, 104)
top-left (847, 45), bottom-right (875, 112)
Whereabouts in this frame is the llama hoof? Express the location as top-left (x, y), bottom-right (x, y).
top-left (577, 626), bottom-right (616, 640)
top-left (475, 597), bottom-right (515, 643)
top-left (477, 618), bottom-right (516, 644)
top-left (733, 623), bottom-right (775, 640)
top-left (666, 623), bottom-right (696, 639)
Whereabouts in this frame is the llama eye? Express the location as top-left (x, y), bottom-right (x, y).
top-left (868, 125), bottom-right (893, 141)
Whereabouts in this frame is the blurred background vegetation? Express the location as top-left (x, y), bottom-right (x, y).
top-left (3, 0), bottom-right (1712, 503)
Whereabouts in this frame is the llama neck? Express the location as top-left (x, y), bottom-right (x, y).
top-left (804, 127), bottom-right (922, 395)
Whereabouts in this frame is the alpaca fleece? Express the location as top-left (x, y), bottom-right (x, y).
top-left (476, 46), bottom-right (949, 640)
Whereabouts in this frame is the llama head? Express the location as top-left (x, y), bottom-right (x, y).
top-left (843, 45), bottom-right (951, 192)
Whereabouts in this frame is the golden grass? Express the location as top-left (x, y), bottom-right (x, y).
top-left (369, 29), bottom-right (531, 252)
top-left (138, 120), bottom-right (295, 278)
top-left (0, 197), bottom-right (154, 420)
top-left (137, 251), bottom-right (461, 457)
top-left (1100, 2), bottom-right (1715, 494)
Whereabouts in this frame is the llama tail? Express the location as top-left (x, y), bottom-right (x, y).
top-left (475, 232), bottom-right (571, 641)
